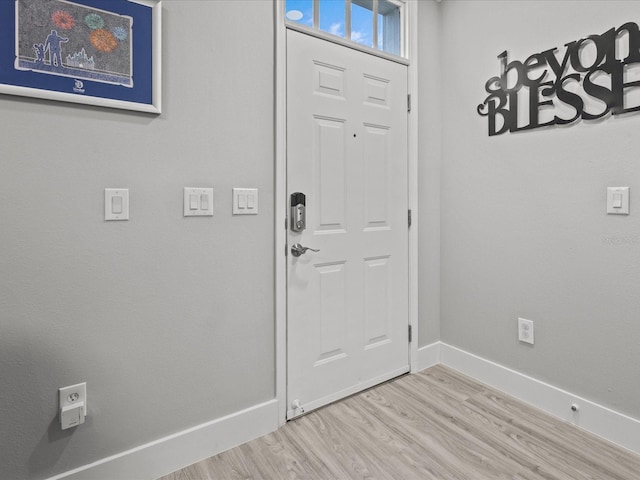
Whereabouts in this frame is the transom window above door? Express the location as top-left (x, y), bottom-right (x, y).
top-left (285, 0), bottom-right (404, 57)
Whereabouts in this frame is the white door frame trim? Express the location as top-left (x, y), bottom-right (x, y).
top-left (274, 0), bottom-right (419, 425)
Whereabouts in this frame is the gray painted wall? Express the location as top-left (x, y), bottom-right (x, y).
top-left (418, 0), bottom-right (442, 346)
top-left (0, 2), bottom-right (274, 479)
top-left (440, 1), bottom-right (640, 419)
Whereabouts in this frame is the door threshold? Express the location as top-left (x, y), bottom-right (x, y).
top-left (287, 365), bottom-right (410, 421)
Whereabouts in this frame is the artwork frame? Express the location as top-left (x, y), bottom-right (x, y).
top-left (0, 0), bottom-right (161, 114)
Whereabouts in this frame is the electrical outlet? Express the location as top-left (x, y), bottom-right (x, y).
top-left (518, 318), bottom-right (534, 344)
top-left (59, 382), bottom-right (87, 416)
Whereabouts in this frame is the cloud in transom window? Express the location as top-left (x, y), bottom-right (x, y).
top-left (351, 30), bottom-right (366, 44)
top-left (329, 22), bottom-right (343, 36)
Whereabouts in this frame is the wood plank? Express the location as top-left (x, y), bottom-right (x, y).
top-left (359, 380), bottom-right (535, 479)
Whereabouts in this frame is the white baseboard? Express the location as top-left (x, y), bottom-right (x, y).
top-left (436, 343), bottom-right (640, 455)
top-left (46, 399), bottom-right (279, 480)
top-left (416, 341), bottom-right (441, 371)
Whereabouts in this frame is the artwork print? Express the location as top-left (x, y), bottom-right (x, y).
top-left (17, 0), bottom-right (133, 87)
top-left (0, 0), bottom-right (160, 113)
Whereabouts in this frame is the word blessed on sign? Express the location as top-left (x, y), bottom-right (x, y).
top-left (477, 22), bottom-right (640, 136)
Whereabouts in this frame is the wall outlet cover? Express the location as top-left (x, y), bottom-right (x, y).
top-left (59, 382), bottom-right (87, 416)
top-left (518, 317), bottom-right (535, 345)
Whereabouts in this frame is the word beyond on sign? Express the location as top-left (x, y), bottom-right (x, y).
top-left (477, 22), bottom-right (640, 136)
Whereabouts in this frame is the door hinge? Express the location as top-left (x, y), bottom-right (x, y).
top-left (408, 325), bottom-right (413, 343)
top-left (407, 94), bottom-right (411, 113)
top-left (408, 209), bottom-right (412, 228)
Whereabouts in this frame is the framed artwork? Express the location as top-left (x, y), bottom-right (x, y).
top-left (0, 0), bottom-right (161, 113)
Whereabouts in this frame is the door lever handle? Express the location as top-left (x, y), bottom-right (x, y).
top-left (291, 243), bottom-right (320, 257)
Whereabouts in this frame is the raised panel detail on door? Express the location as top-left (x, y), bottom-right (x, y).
top-left (363, 74), bottom-right (390, 108)
top-left (363, 256), bottom-right (391, 349)
top-left (363, 124), bottom-right (390, 229)
top-left (314, 261), bottom-right (348, 366)
top-left (314, 62), bottom-right (346, 98)
top-left (314, 116), bottom-right (346, 232)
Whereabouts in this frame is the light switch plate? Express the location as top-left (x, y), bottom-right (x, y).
top-left (105, 188), bottom-right (129, 221)
top-left (607, 187), bottom-right (629, 215)
top-left (233, 188), bottom-right (258, 215)
top-left (184, 187), bottom-right (214, 216)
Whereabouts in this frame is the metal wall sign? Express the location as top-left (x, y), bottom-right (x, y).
top-left (477, 22), bottom-right (640, 136)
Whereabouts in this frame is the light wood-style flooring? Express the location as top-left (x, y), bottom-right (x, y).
top-left (158, 365), bottom-right (640, 479)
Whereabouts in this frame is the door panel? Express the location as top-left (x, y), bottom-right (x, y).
top-left (314, 260), bottom-right (347, 365)
top-left (363, 255), bottom-right (391, 347)
top-left (315, 116), bottom-right (347, 230)
top-left (363, 124), bottom-right (390, 227)
top-left (287, 30), bottom-right (408, 419)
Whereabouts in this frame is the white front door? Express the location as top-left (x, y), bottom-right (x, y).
top-left (286, 29), bottom-right (409, 419)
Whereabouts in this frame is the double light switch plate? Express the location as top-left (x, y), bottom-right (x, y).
top-left (184, 188), bottom-right (214, 216)
top-left (233, 188), bottom-right (258, 215)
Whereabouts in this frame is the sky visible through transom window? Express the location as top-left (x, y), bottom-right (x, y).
top-left (285, 0), bottom-right (402, 54)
